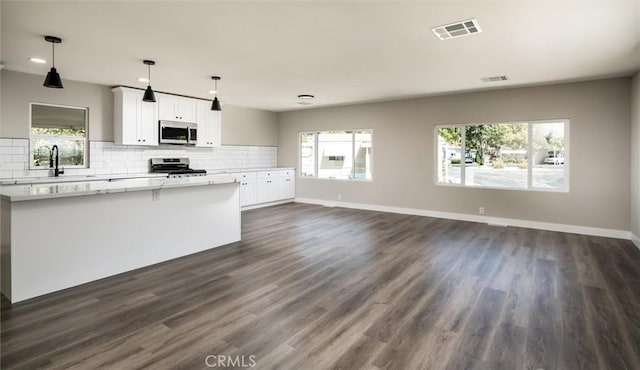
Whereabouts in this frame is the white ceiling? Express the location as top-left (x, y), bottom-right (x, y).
top-left (2, 1), bottom-right (639, 112)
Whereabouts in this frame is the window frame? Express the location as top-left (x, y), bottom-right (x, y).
top-left (29, 102), bottom-right (90, 170)
top-left (298, 129), bottom-right (373, 182)
top-left (434, 119), bottom-right (570, 192)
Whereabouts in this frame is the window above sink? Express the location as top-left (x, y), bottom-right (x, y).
top-left (29, 103), bottom-right (88, 170)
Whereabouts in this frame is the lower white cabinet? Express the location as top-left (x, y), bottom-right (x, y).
top-left (232, 169), bottom-right (295, 207)
top-left (234, 172), bottom-right (257, 207)
top-left (279, 176), bottom-right (295, 199)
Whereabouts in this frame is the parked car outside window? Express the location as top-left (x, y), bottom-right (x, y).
top-left (544, 151), bottom-right (564, 165)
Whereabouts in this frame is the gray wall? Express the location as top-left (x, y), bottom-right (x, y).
top-left (221, 105), bottom-right (278, 146)
top-left (0, 70), bottom-right (278, 146)
top-left (278, 78), bottom-right (631, 231)
top-left (631, 73), bottom-right (640, 239)
top-left (1, 70), bottom-right (114, 141)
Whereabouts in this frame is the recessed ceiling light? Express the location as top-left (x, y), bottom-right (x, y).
top-left (298, 94), bottom-right (315, 99)
top-left (138, 77), bottom-right (149, 83)
top-left (297, 101), bottom-right (313, 106)
top-left (481, 75), bottom-right (509, 82)
top-left (30, 57), bottom-right (47, 64)
top-left (208, 90), bottom-right (217, 94)
top-left (431, 19), bottom-right (481, 40)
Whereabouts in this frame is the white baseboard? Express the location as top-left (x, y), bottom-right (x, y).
top-left (295, 197), bottom-right (632, 240)
top-left (242, 199), bottom-right (293, 211)
top-left (632, 233), bottom-right (640, 250)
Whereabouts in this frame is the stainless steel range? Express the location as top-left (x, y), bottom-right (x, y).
top-left (150, 158), bottom-right (207, 178)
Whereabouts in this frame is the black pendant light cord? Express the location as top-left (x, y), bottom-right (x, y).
top-left (43, 35), bottom-right (64, 89)
top-left (210, 76), bottom-right (222, 111)
top-left (142, 60), bottom-right (157, 102)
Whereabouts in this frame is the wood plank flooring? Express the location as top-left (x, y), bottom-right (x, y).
top-left (2, 203), bottom-right (639, 369)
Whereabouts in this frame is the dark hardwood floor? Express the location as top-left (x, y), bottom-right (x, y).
top-left (2, 203), bottom-right (639, 369)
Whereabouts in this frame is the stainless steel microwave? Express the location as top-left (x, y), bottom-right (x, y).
top-left (159, 121), bottom-right (197, 145)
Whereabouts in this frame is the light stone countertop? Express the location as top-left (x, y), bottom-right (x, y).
top-left (0, 167), bottom-right (295, 185)
top-left (0, 172), bottom-right (169, 185)
top-left (0, 174), bottom-right (237, 202)
top-left (218, 167), bottom-right (295, 173)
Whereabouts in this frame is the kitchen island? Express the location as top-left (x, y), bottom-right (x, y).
top-left (0, 174), bottom-right (240, 303)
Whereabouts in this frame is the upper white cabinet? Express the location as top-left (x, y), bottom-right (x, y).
top-left (112, 87), bottom-right (158, 146)
top-left (158, 93), bottom-right (197, 123)
top-left (195, 100), bottom-right (222, 147)
top-left (113, 88), bottom-right (221, 147)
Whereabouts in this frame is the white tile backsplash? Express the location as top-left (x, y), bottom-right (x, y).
top-left (0, 138), bottom-right (278, 179)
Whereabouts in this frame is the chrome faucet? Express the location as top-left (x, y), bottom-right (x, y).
top-left (49, 145), bottom-right (64, 177)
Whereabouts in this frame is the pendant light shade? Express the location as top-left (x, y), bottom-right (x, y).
top-left (143, 85), bottom-right (156, 102)
top-left (142, 60), bottom-right (156, 102)
top-left (210, 76), bottom-right (222, 111)
top-left (43, 36), bottom-right (63, 89)
top-left (211, 97), bottom-right (221, 111)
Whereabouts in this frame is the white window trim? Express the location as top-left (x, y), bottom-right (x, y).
top-left (434, 119), bottom-right (570, 193)
top-left (298, 129), bottom-right (373, 182)
top-left (29, 102), bottom-right (89, 170)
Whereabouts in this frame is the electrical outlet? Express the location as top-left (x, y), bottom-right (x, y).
top-left (479, 207), bottom-right (485, 215)
top-left (337, 193), bottom-right (342, 201)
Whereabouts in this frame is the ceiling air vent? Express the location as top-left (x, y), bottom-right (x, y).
top-left (481, 75), bottom-right (509, 82)
top-left (431, 19), bottom-right (481, 40)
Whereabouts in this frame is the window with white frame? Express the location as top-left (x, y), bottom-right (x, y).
top-left (435, 120), bottom-right (568, 191)
top-left (30, 103), bottom-right (88, 169)
top-left (299, 130), bottom-right (372, 180)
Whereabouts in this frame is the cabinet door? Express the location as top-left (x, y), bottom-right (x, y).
top-left (256, 178), bottom-right (278, 204)
top-left (195, 101), bottom-right (221, 147)
top-left (195, 101), bottom-right (211, 147)
top-left (139, 99), bottom-right (158, 145)
top-left (119, 90), bottom-right (139, 145)
top-left (279, 176), bottom-right (295, 199)
top-left (240, 181), bottom-right (257, 207)
top-left (158, 94), bottom-right (178, 121)
top-left (208, 110), bottom-right (222, 147)
top-left (177, 98), bottom-right (197, 123)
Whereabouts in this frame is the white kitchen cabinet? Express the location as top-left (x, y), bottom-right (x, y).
top-left (195, 100), bottom-right (222, 147)
top-left (229, 169), bottom-right (295, 208)
top-left (256, 177), bottom-right (278, 204)
top-left (255, 170), bottom-right (295, 205)
top-left (234, 172), bottom-right (257, 207)
top-left (112, 87), bottom-right (158, 146)
top-left (279, 175), bottom-right (295, 199)
top-left (158, 93), bottom-right (197, 123)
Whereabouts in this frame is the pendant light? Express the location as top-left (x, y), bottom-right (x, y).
top-left (142, 60), bottom-right (156, 102)
top-left (210, 76), bottom-right (222, 111)
top-left (43, 36), bottom-right (63, 89)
